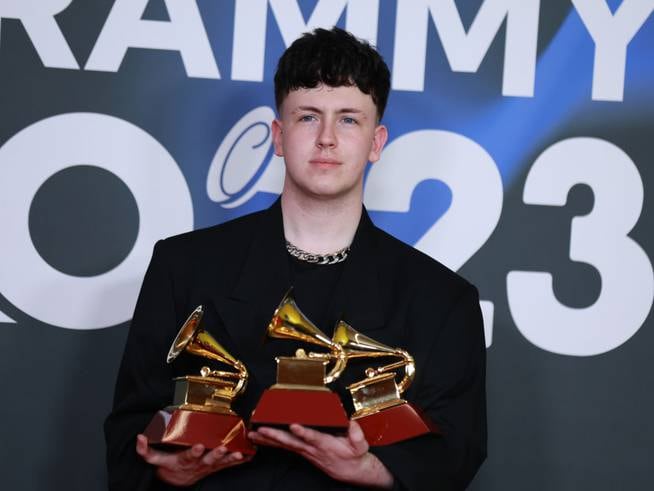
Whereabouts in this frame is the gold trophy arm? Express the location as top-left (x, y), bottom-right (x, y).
top-left (201, 369), bottom-right (242, 380)
top-left (232, 360), bottom-right (248, 397)
top-left (333, 321), bottom-right (416, 394)
top-left (364, 349), bottom-right (416, 394)
top-left (324, 344), bottom-right (347, 384)
top-left (306, 346), bottom-right (347, 384)
top-left (200, 363), bottom-right (248, 398)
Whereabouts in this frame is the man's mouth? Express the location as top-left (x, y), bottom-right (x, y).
top-left (310, 158), bottom-right (341, 166)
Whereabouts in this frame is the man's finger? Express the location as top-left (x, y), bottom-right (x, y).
top-left (136, 434), bottom-right (149, 457)
top-left (177, 444), bottom-right (205, 466)
top-left (249, 434), bottom-right (291, 451)
top-left (201, 446), bottom-right (228, 466)
top-left (219, 451), bottom-right (244, 467)
top-left (252, 427), bottom-right (314, 454)
top-left (136, 435), bottom-right (172, 467)
top-left (347, 421), bottom-right (369, 455)
top-left (289, 424), bottom-right (331, 448)
top-left (248, 431), bottom-right (285, 449)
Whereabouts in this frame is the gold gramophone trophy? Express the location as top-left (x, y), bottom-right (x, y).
top-left (143, 306), bottom-right (255, 455)
top-left (250, 291), bottom-right (350, 431)
top-left (333, 321), bottom-right (440, 445)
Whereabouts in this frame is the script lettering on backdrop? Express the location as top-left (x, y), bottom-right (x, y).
top-left (1, 106), bottom-right (653, 354)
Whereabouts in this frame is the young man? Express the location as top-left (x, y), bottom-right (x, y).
top-left (105, 28), bottom-right (486, 490)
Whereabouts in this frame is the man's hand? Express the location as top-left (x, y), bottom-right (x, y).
top-left (136, 434), bottom-right (249, 487)
top-left (248, 421), bottom-right (394, 489)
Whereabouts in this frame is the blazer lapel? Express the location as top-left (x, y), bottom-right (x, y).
top-left (210, 200), bottom-right (292, 386)
top-left (328, 208), bottom-right (386, 334)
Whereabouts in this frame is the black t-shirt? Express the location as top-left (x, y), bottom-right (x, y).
top-left (287, 254), bottom-right (346, 336)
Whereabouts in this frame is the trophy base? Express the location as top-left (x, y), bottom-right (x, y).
top-left (354, 401), bottom-right (440, 446)
top-left (250, 388), bottom-right (349, 432)
top-left (144, 408), bottom-right (256, 455)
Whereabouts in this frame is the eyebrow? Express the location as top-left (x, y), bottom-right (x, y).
top-left (292, 106), bottom-right (366, 115)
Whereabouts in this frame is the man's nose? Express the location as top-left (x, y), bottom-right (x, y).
top-left (317, 121), bottom-right (336, 148)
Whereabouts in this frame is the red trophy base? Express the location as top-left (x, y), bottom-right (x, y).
top-left (144, 408), bottom-right (256, 455)
top-left (354, 402), bottom-right (440, 446)
top-left (250, 388), bottom-right (350, 432)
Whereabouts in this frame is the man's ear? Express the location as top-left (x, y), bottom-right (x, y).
top-left (368, 124), bottom-right (388, 163)
top-left (271, 119), bottom-right (284, 157)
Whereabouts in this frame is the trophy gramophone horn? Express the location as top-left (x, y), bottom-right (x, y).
top-left (333, 320), bottom-right (415, 394)
top-left (144, 305), bottom-right (255, 455)
top-left (251, 291), bottom-right (350, 430)
top-left (167, 305), bottom-right (247, 397)
top-left (268, 290), bottom-right (346, 384)
top-left (332, 321), bottom-right (438, 445)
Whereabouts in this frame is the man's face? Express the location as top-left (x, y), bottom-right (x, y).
top-left (272, 85), bottom-right (387, 202)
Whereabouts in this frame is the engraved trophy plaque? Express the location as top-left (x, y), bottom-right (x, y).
top-left (250, 291), bottom-right (349, 431)
top-left (333, 321), bottom-right (440, 446)
top-left (143, 306), bottom-right (255, 455)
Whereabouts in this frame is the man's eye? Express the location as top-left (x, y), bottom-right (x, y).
top-left (342, 117), bottom-right (357, 125)
top-left (300, 115), bottom-right (317, 122)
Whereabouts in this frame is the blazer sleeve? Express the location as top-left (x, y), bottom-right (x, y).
top-left (369, 284), bottom-right (487, 490)
top-left (104, 240), bottom-right (180, 491)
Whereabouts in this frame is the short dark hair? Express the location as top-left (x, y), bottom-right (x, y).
top-left (274, 27), bottom-right (391, 120)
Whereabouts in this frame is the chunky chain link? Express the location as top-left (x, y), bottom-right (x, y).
top-left (285, 240), bottom-right (350, 265)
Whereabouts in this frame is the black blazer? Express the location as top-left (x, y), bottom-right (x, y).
top-left (105, 200), bottom-right (486, 490)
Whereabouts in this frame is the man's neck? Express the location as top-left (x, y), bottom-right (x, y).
top-left (281, 191), bottom-right (362, 255)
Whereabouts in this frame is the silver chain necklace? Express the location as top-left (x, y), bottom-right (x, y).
top-left (285, 240), bottom-right (350, 265)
